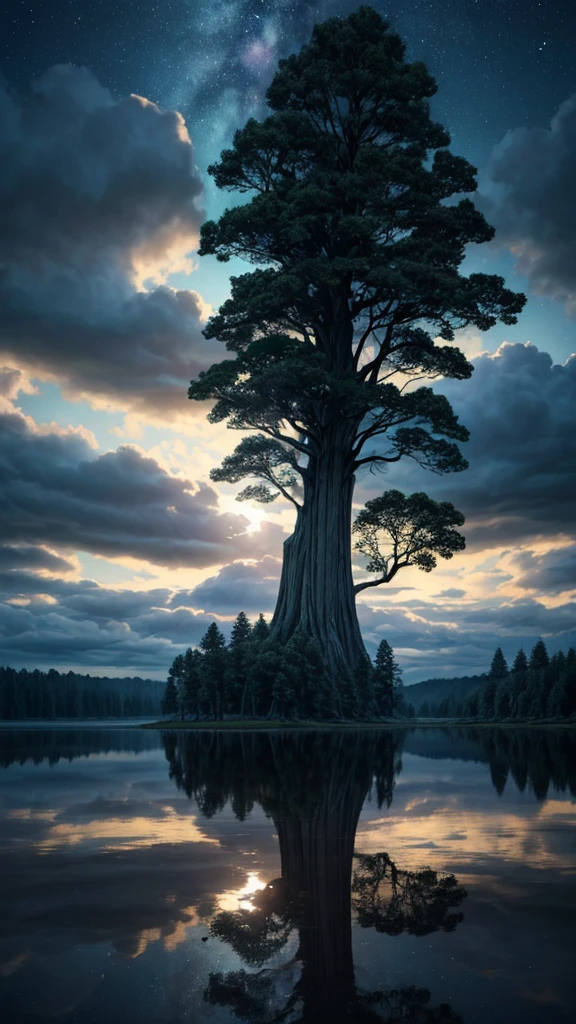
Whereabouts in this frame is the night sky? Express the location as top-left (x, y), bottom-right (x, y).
top-left (1, 0), bottom-right (575, 683)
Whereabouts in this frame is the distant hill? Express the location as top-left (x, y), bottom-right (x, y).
top-left (404, 673), bottom-right (487, 712)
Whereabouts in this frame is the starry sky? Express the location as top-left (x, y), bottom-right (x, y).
top-left (1, 0), bottom-right (575, 684)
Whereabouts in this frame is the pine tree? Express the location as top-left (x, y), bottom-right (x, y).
top-left (251, 614), bottom-right (270, 643)
top-left (529, 639), bottom-right (550, 671)
top-left (525, 639), bottom-right (550, 719)
top-left (229, 611), bottom-right (253, 716)
top-left (244, 614), bottom-right (270, 716)
top-left (509, 648), bottom-right (528, 716)
top-left (162, 654), bottom-right (184, 717)
top-left (489, 647), bottom-right (509, 679)
top-left (494, 679), bottom-right (511, 719)
top-left (180, 647), bottom-right (202, 720)
top-left (200, 623), bottom-right (229, 720)
top-left (512, 649), bottom-right (528, 674)
top-left (373, 640), bottom-right (402, 718)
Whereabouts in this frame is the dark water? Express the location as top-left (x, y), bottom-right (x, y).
top-left (0, 727), bottom-right (575, 1023)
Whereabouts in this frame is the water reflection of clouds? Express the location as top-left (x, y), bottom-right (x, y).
top-left (354, 748), bottom-right (576, 1020)
top-left (0, 745), bottom-right (282, 1017)
top-left (40, 807), bottom-right (220, 852)
top-left (357, 753), bottom-right (576, 875)
top-left (2, 730), bottom-right (575, 1023)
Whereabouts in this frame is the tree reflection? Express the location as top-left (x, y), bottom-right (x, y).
top-left (163, 730), bottom-right (466, 1022)
top-left (352, 853), bottom-right (466, 936)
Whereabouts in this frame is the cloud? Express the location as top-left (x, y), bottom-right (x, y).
top-left (0, 546), bottom-right (75, 574)
top-left (1, 551), bottom-right (574, 681)
top-left (480, 93), bottom-right (576, 312)
top-left (461, 597), bottom-right (576, 636)
top-left (510, 546), bottom-right (576, 594)
top-left (173, 556), bottom-right (281, 615)
top-left (0, 402), bottom-right (285, 568)
top-left (0, 573), bottom-right (214, 671)
top-left (362, 342), bottom-right (576, 550)
top-left (0, 66), bottom-right (220, 417)
top-left (0, 559), bottom-right (279, 672)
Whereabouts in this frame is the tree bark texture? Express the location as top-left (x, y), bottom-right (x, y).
top-left (270, 417), bottom-right (367, 691)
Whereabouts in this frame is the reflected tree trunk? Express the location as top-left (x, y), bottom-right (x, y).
top-left (273, 769), bottom-right (369, 1018)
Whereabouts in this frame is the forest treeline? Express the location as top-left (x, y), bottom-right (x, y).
top-left (161, 612), bottom-right (410, 722)
top-left (0, 666), bottom-right (164, 720)
top-left (417, 640), bottom-right (576, 722)
top-left (162, 613), bottom-right (575, 724)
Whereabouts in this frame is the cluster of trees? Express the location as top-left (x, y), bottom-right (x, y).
top-left (417, 640), bottom-right (576, 721)
top-left (0, 666), bottom-right (164, 720)
top-left (162, 613), bottom-right (410, 722)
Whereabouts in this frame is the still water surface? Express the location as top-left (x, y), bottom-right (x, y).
top-left (0, 726), bottom-right (575, 1023)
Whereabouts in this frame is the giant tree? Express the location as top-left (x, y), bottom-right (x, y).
top-left (189, 7), bottom-right (524, 697)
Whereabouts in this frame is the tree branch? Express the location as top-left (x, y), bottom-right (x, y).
top-left (352, 452), bottom-right (403, 471)
top-left (354, 561), bottom-right (402, 594)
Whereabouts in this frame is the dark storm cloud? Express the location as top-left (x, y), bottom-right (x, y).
top-left (0, 404), bottom-right (285, 568)
top-left (0, 65), bottom-right (219, 416)
top-left (0, 602), bottom-right (171, 670)
top-left (480, 93), bottom-right (576, 311)
top-left (448, 344), bottom-right (576, 546)
top-left (511, 546), bottom-right (576, 594)
top-left (0, 545), bottom-right (75, 573)
top-left (0, 571), bottom-right (233, 670)
top-left (173, 555), bottom-right (281, 615)
top-left (462, 598), bottom-right (576, 635)
top-left (355, 592), bottom-right (576, 683)
top-left (363, 342), bottom-right (576, 549)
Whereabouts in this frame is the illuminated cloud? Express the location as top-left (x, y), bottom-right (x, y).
top-left (0, 401), bottom-right (285, 569)
top-left (174, 556), bottom-right (281, 615)
top-left (0, 66), bottom-right (220, 417)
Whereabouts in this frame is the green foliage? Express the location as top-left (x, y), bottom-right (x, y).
top-left (355, 655), bottom-right (377, 720)
top-left (411, 642), bottom-right (576, 724)
top-left (529, 638), bottom-right (550, 671)
top-left (179, 648), bottom-right (202, 720)
top-left (210, 435), bottom-right (301, 507)
top-left (512, 648), bottom-right (528, 674)
top-left (353, 491), bottom-right (465, 592)
top-left (373, 639), bottom-right (403, 717)
top-left (489, 647), bottom-right (508, 679)
top-left (161, 675), bottom-right (179, 717)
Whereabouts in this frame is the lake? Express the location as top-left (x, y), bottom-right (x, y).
top-left (0, 725), bottom-right (575, 1023)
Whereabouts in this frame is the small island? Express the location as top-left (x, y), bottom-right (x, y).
top-left (147, 623), bottom-right (576, 729)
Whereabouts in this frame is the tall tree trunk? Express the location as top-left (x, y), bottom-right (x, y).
top-left (271, 418), bottom-right (367, 699)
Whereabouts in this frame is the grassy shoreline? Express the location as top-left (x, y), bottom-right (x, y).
top-left (142, 718), bottom-right (576, 732)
